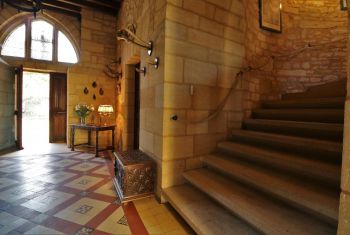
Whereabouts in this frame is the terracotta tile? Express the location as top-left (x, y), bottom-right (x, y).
top-left (86, 204), bottom-right (119, 228)
top-left (123, 202), bottom-right (148, 235)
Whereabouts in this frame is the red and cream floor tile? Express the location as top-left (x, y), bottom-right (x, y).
top-left (0, 148), bottom-right (193, 235)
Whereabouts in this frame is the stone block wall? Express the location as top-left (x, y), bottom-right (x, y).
top-left (273, 0), bottom-right (348, 93)
top-left (0, 63), bottom-right (15, 150)
top-left (243, 0), bottom-right (348, 96)
top-left (339, 5), bottom-right (350, 233)
top-left (116, 0), bottom-right (166, 197)
top-left (162, 0), bottom-right (248, 190)
top-left (243, 0), bottom-right (281, 103)
top-left (67, 9), bottom-right (117, 146)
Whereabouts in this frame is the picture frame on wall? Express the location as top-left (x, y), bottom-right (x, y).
top-left (259, 0), bottom-right (282, 33)
top-left (340, 0), bottom-right (347, 11)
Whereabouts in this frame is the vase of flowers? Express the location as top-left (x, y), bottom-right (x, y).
top-left (75, 104), bottom-right (94, 124)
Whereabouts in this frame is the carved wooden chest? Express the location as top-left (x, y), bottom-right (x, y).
top-left (113, 150), bottom-right (155, 203)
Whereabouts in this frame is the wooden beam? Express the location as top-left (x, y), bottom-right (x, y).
top-left (41, 4), bottom-right (81, 19)
top-left (83, 0), bottom-right (120, 9)
top-left (55, 0), bottom-right (119, 15)
top-left (18, 0), bottom-right (81, 18)
top-left (42, 0), bottom-right (81, 12)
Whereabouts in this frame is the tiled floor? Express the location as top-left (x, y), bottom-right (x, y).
top-left (0, 146), bottom-right (193, 235)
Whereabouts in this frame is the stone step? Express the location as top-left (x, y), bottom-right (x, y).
top-left (202, 154), bottom-right (339, 225)
top-left (184, 169), bottom-right (336, 235)
top-left (230, 130), bottom-right (342, 163)
top-left (282, 80), bottom-right (346, 100)
top-left (243, 119), bottom-right (343, 141)
top-left (252, 109), bottom-right (344, 123)
top-left (217, 141), bottom-right (340, 185)
top-left (163, 185), bottom-right (260, 235)
top-left (262, 97), bottom-right (345, 109)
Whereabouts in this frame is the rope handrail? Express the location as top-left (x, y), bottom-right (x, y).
top-left (179, 39), bottom-right (346, 124)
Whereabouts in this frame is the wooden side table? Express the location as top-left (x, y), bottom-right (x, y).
top-left (70, 124), bottom-right (115, 157)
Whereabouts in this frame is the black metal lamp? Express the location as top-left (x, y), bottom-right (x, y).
top-left (1, 0), bottom-right (42, 17)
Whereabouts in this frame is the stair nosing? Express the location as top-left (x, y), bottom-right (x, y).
top-left (231, 129), bottom-right (342, 152)
top-left (244, 118), bottom-right (343, 130)
top-left (184, 169), bottom-right (336, 235)
top-left (164, 185), bottom-right (261, 235)
top-left (217, 141), bottom-right (340, 184)
top-left (202, 153), bottom-right (339, 224)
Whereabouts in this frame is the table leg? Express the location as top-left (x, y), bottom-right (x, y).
top-left (88, 130), bottom-right (91, 146)
top-left (95, 130), bottom-right (99, 157)
top-left (71, 127), bottom-right (75, 151)
top-left (112, 128), bottom-right (115, 152)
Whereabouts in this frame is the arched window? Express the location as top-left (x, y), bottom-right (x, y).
top-left (1, 19), bottom-right (78, 64)
top-left (1, 24), bottom-right (25, 58)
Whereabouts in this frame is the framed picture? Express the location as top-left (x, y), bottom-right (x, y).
top-left (259, 0), bottom-right (282, 33)
top-left (341, 0), bottom-right (347, 11)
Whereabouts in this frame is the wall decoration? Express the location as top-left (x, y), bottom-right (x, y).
top-left (259, 0), bottom-right (282, 33)
top-left (116, 83), bottom-right (121, 95)
top-left (104, 60), bottom-right (123, 80)
top-left (92, 81), bottom-right (97, 88)
top-left (341, 0), bottom-right (347, 10)
top-left (99, 88), bottom-right (104, 96)
top-left (84, 87), bottom-right (89, 94)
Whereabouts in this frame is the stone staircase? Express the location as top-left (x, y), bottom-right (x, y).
top-left (164, 80), bottom-right (345, 235)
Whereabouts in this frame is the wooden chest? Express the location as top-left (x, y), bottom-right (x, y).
top-left (113, 150), bottom-right (155, 203)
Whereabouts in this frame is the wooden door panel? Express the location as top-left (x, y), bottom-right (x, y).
top-left (15, 65), bottom-right (23, 150)
top-left (49, 73), bottom-right (67, 143)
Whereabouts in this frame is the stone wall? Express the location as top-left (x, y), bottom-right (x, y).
top-left (116, 0), bottom-right (166, 196)
top-left (339, 4), bottom-right (350, 234)
top-left (67, 9), bottom-right (117, 146)
top-left (274, 0), bottom-right (347, 93)
top-left (161, 0), bottom-right (248, 190)
top-left (0, 62), bottom-right (15, 150)
top-left (243, 0), bottom-right (281, 102)
top-left (242, 0), bottom-right (348, 95)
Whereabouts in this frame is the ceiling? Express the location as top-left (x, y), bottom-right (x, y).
top-left (28, 0), bottom-right (121, 18)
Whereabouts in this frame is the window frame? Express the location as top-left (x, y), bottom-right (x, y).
top-left (1, 17), bottom-right (78, 64)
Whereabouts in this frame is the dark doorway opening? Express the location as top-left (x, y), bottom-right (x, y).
top-left (134, 63), bottom-right (141, 149)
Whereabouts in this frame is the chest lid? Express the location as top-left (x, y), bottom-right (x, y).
top-left (114, 150), bottom-right (154, 166)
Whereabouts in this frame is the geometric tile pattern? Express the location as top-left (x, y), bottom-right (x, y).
top-left (0, 150), bottom-right (191, 235)
top-left (96, 207), bottom-right (131, 234)
top-left (55, 198), bottom-right (108, 225)
top-left (21, 190), bottom-right (74, 213)
top-left (24, 225), bottom-right (64, 234)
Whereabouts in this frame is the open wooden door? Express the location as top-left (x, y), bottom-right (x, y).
top-left (14, 65), bottom-right (23, 150)
top-left (49, 73), bottom-right (67, 143)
